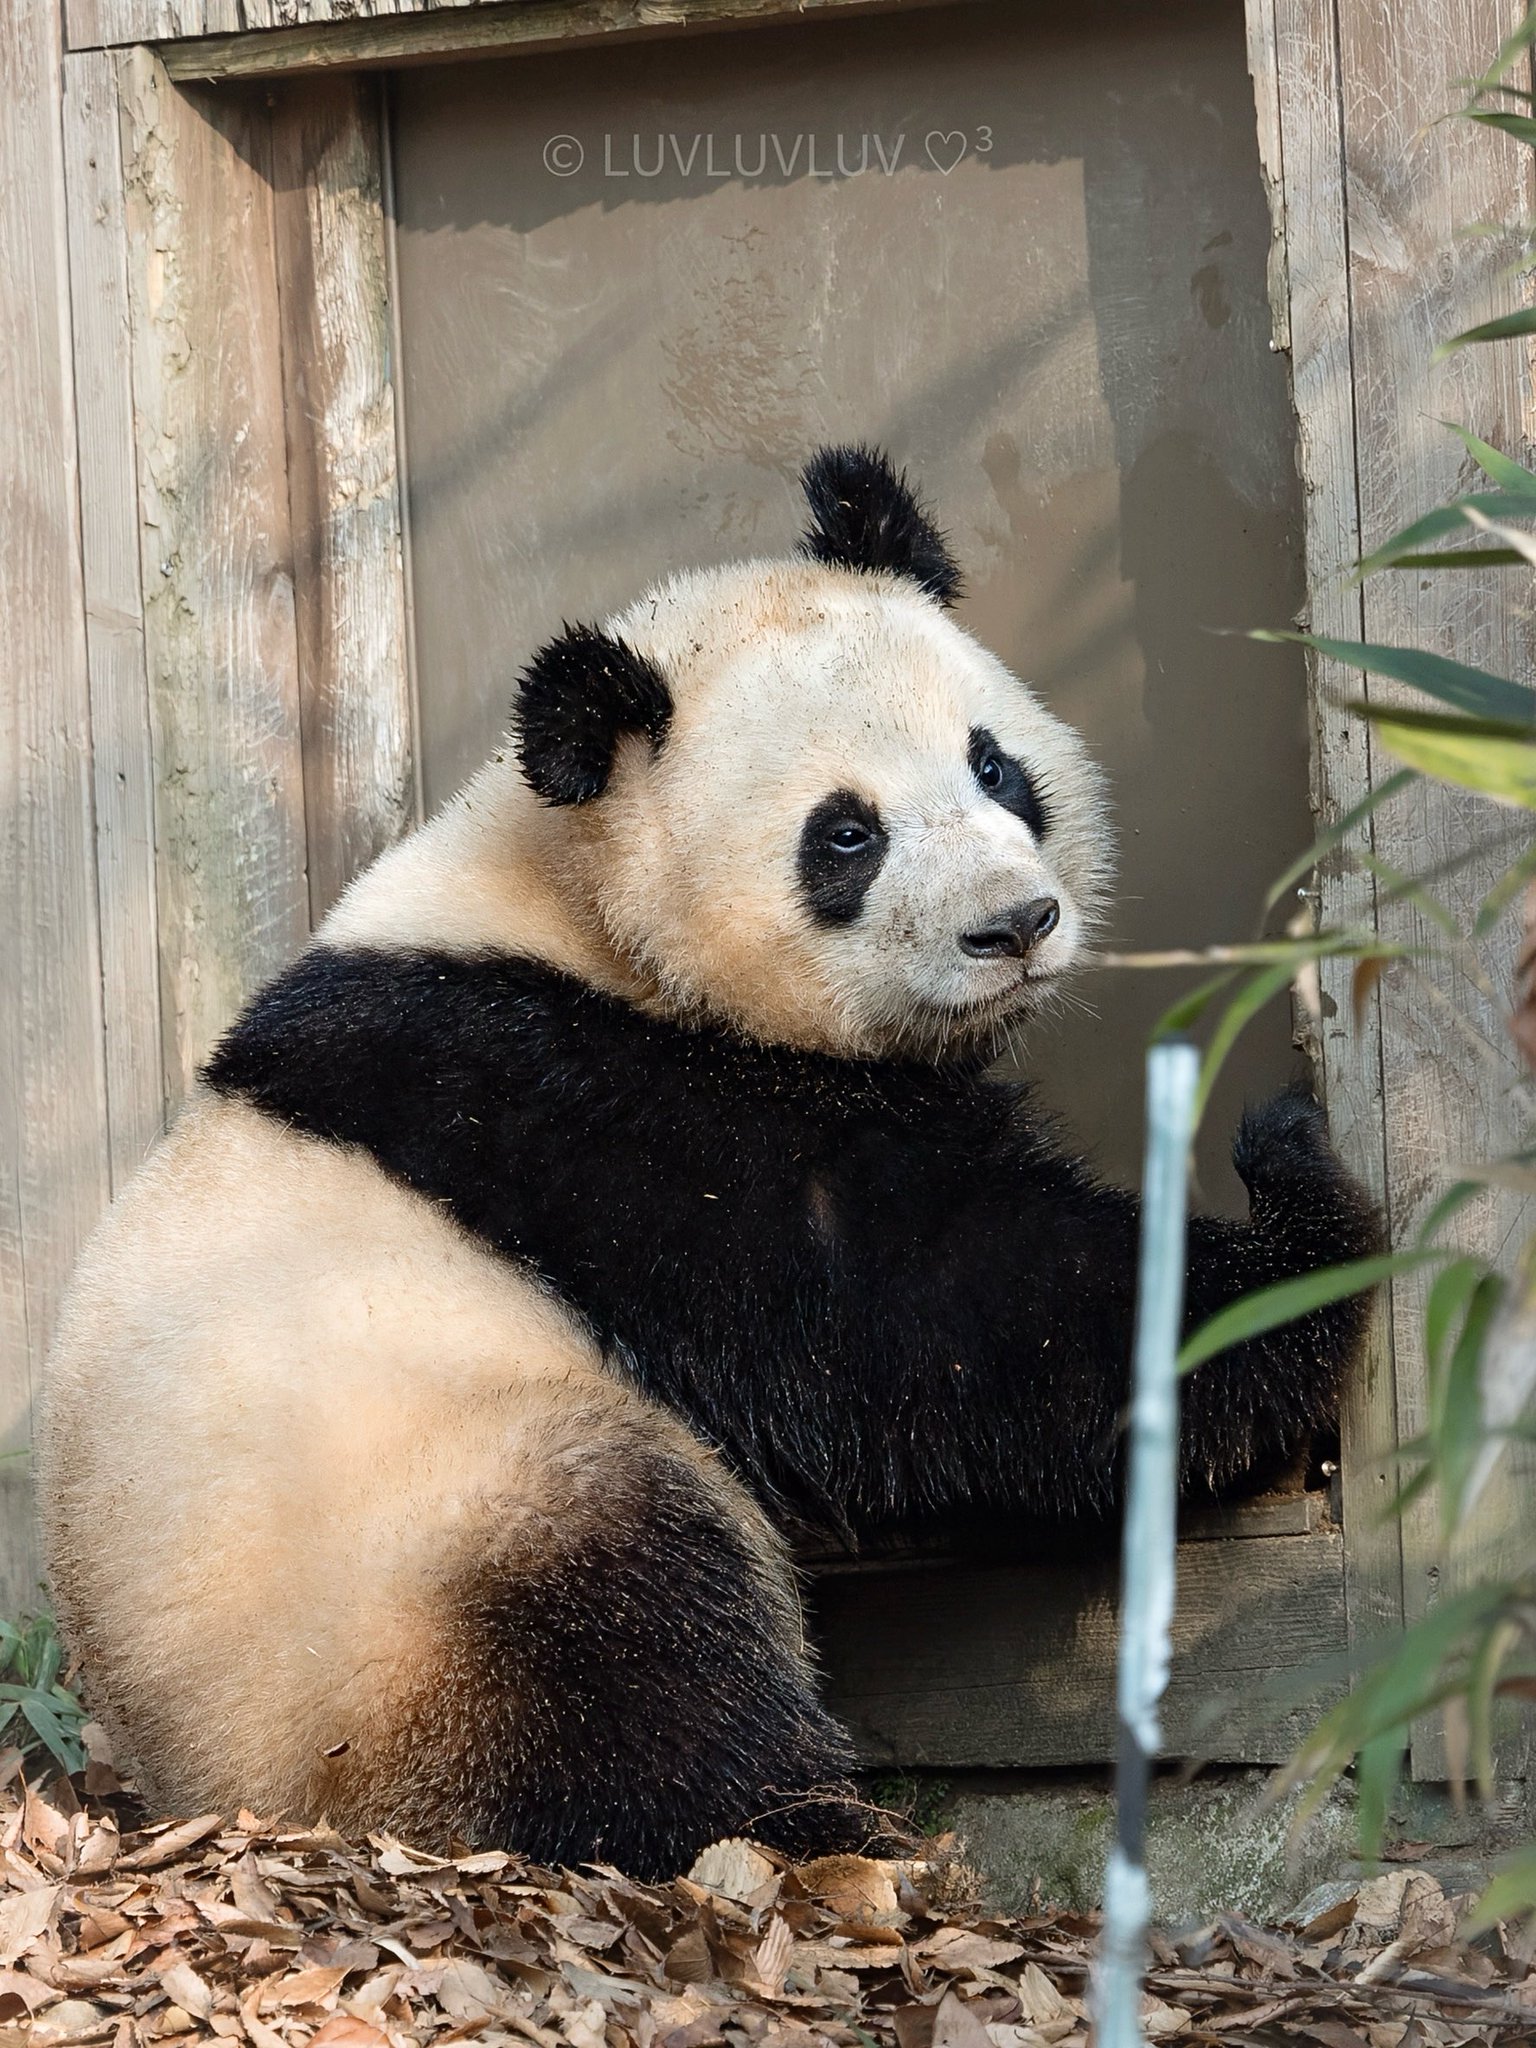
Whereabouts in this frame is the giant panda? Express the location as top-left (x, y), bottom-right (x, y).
top-left (41, 447), bottom-right (1378, 1882)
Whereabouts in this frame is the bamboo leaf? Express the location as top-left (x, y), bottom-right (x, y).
top-left (1178, 1249), bottom-right (1442, 1376)
top-left (1426, 1257), bottom-right (1487, 1379)
top-left (1471, 7), bottom-right (1536, 92)
top-left (1355, 1730), bottom-right (1406, 1859)
top-left (1443, 419), bottom-right (1536, 493)
top-left (1352, 493), bottom-right (1536, 576)
top-left (1467, 1620), bottom-right (1521, 1800)
top-left (1467, 108), bottom-right (1536, 146)
top-left (1466, 1845), bottom-right (1536, 1933)
top-left (1196, 963), bottom-right (1297, 1118)
top-left (1104, 932), bottom-right (1402, 971)
top-left (1417, 1177), bottom-right (1487, 1246)
top-left (1378, 548), bottom-right (1532, 567)
top-left (1366, 710), bottom-right (1536, 808)
top-left (1438, 1274), bottom-right (1506, 1534)
top-left (1151, 969), bottom-right (1238, 1041)
top-left (1260, 767), bottom-right (1416, 916)
top-left (1476, 839), bottom-right (1536, 932)
top-left (1434, 306), bottom-right (1536, 362)
top-left (1254, 630), bottom-right (1536, 720)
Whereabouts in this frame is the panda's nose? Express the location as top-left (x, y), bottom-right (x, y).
top-left (959, 897), bottom-right (1060, 960)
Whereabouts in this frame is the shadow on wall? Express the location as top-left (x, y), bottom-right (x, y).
top-left (387, 0), bottom-right (1310, 1208)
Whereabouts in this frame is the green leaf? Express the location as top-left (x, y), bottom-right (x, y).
top-left (1254, 630), bottom-right (1536, 721)
top-left (1443, 420), bottom-right (1536, 494)
top-left (1376, 548), bottom-right (1533, 568)
top-left (1355, 1729), bottom-right (1406, 1859)
top-left (1477, 839), bottom-right (1536, 932)
top-left (1352, 493), bottom-right (1536, 576)
top-left (1426, 1257), bottom-right (1487, 1377)
top-left (1466, 1845), bottom-right (1536, 1933)
top-left (1417, 1177), bottom-right (1486, 1246)
top-left (1467, 108), bottom-right (1536, 146)
top-left (1151, 969), bottom-right (1238, 1041)
top-left (1437, 1273), bottom-right (1505, 1533)
top-left (1196, 962), bottom-right (1297, 1119)
top-left (1261, 768), bottom-right (1416, 916)
top-left (1471, 7), bottom-right (1536, 93)
top-left (1358, 849), bottom-right (1462, 940)
top-left (1434, 307), bottom-right (1536, 362)
top-left (1467, 1620), bottom-right (1520, 1799)
top-left (1178, 1249), bottom-right (1443, 1376)
top-left (17, 1694), bottom-right (85, 1774)
top-left (1366, 709), bottom-right (1536, 808)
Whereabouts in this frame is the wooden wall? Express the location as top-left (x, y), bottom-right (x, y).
top-left (1, 31), bottom-right (412, 1613)
top-left (1, 0), bottom-right (1531, 1777)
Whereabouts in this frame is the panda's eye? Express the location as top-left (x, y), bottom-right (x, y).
top-left (977, 753), bottom-right (1004, 791)
top-left (828, 821), bottom-right (873, 853)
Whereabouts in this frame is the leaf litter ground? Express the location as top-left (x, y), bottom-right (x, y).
top-left (3, 1771), bottom-right (1535, 2048)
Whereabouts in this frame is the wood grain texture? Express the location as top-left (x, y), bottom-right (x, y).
top-left (814, 1530), bottom-right (1346, 1768)
top-left (0, 0), bottom-right (111, 1610)
top-left (1331, 0), bottom-right (1536, 1777)
top-left (148, 0), bottom-right (980, 82)
top-left (62, 50), bottom-right (167, 1190)
top-left (271, 77), bottom-right (413, 921)
top-left (1257, 0), bottom-right (1406, 1662)
top-left (118, 51), bottom-right (310, 1109)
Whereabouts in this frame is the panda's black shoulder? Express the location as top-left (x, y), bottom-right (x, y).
top-left (204, 941), bottom-right (1067, 1294)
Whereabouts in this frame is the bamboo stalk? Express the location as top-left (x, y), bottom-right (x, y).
top-left (1092, 1039), bottom-right (1199, 2048)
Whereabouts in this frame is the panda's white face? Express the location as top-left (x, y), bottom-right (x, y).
top-left (584, 560), bottom-right (1112, 1061)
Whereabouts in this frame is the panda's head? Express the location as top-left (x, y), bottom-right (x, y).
top-left (513, 446), bottom-right (1112, 1061)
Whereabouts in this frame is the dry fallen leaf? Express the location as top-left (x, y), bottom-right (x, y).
top-left (0, 1780), bottom-right (1520, 2048)
top-left (0, 1880), bottom-right (57, 1965)
top-left (689, 1838), bottom-right (777, 1905)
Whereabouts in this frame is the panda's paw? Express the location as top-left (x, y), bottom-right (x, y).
top-left (1231, 1081), bottom-right (1336, 1188)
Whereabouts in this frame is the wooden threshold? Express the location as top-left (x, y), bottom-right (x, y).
top-left (811, 1501), bottom-right (1345, 1770)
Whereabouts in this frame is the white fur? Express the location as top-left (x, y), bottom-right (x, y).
top-left (331, 557), bottom-right (1112, 1060)
top-left (41, 547), bottom-right (1112, 1828)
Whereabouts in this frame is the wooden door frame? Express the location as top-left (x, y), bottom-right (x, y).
top-left (8, 0), bottom-right (1532, 1776)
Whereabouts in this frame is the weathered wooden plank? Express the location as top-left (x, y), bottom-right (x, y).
top-left (1331, 0), bottom-right (1536, 1777)
top-left (117, 51), bottom-right (310, 1108)
top-left (814, 1531), bottom-right (1347, 1768)
top-left (0, 0), bottom-right (111, 1611)
top-left (270, 77), bottom-right (413, 920)
top-left (62, 49), bottom-right (167, 1191)
top-left (154, 0), bottom-right (983, 82)
top-left (1257, 0), bottom-right (1407, 1663)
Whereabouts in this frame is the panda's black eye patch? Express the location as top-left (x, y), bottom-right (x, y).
top-left (798, 791), bottom-right (888, 927)
top-left (969, 726), bottom-right (1048, 838)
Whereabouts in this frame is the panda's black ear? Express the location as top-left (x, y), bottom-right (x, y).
top-left (512, 623), bottom-right (673, 806)
top-left (797, 443), bottom-right (962, 606)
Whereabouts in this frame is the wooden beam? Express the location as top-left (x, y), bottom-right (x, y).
top-left (0, 0), bottom-right (111, 1610)
top-left (145, 0), bottom-right (980, 83)
top-left (270, 76), bottom-right (414, 921)
top-left (815, 1530), bottom-right (1347, 1768)
top-left (1329, 0), bottom-right (1536, 1776)
top-left (1247, 0), bottom-right (1406, 1666)
top-left (117, 51), bottom-right (311, 1108)
top-left (62, 50), bottom-right (167, 1191)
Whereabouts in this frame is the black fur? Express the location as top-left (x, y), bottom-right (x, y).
top-left (417, 1445), bottom-right (869, 1880)
top-left (207, 947), bottom-right (1381, 1538)
top-left (513, 623), bottom-right (673, 805)
top-left (798, 444), bottom-right (963, 606)
top-left (797, 791), bottom-right (889, 927)
top-left (970, 725), bottom-right (1049, 840)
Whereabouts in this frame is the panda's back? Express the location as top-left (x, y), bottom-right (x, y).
top-left (38, 1092), bottom-right (664, 1823)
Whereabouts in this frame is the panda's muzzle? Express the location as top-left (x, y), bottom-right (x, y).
top-left (958, 896), bottom-right (1060, 961)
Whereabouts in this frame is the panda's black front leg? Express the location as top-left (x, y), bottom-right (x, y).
top-left (830, 1085), bottom-right (1382, 1533)
top-left (1172, 1085), bottom-right (1383, 1496)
